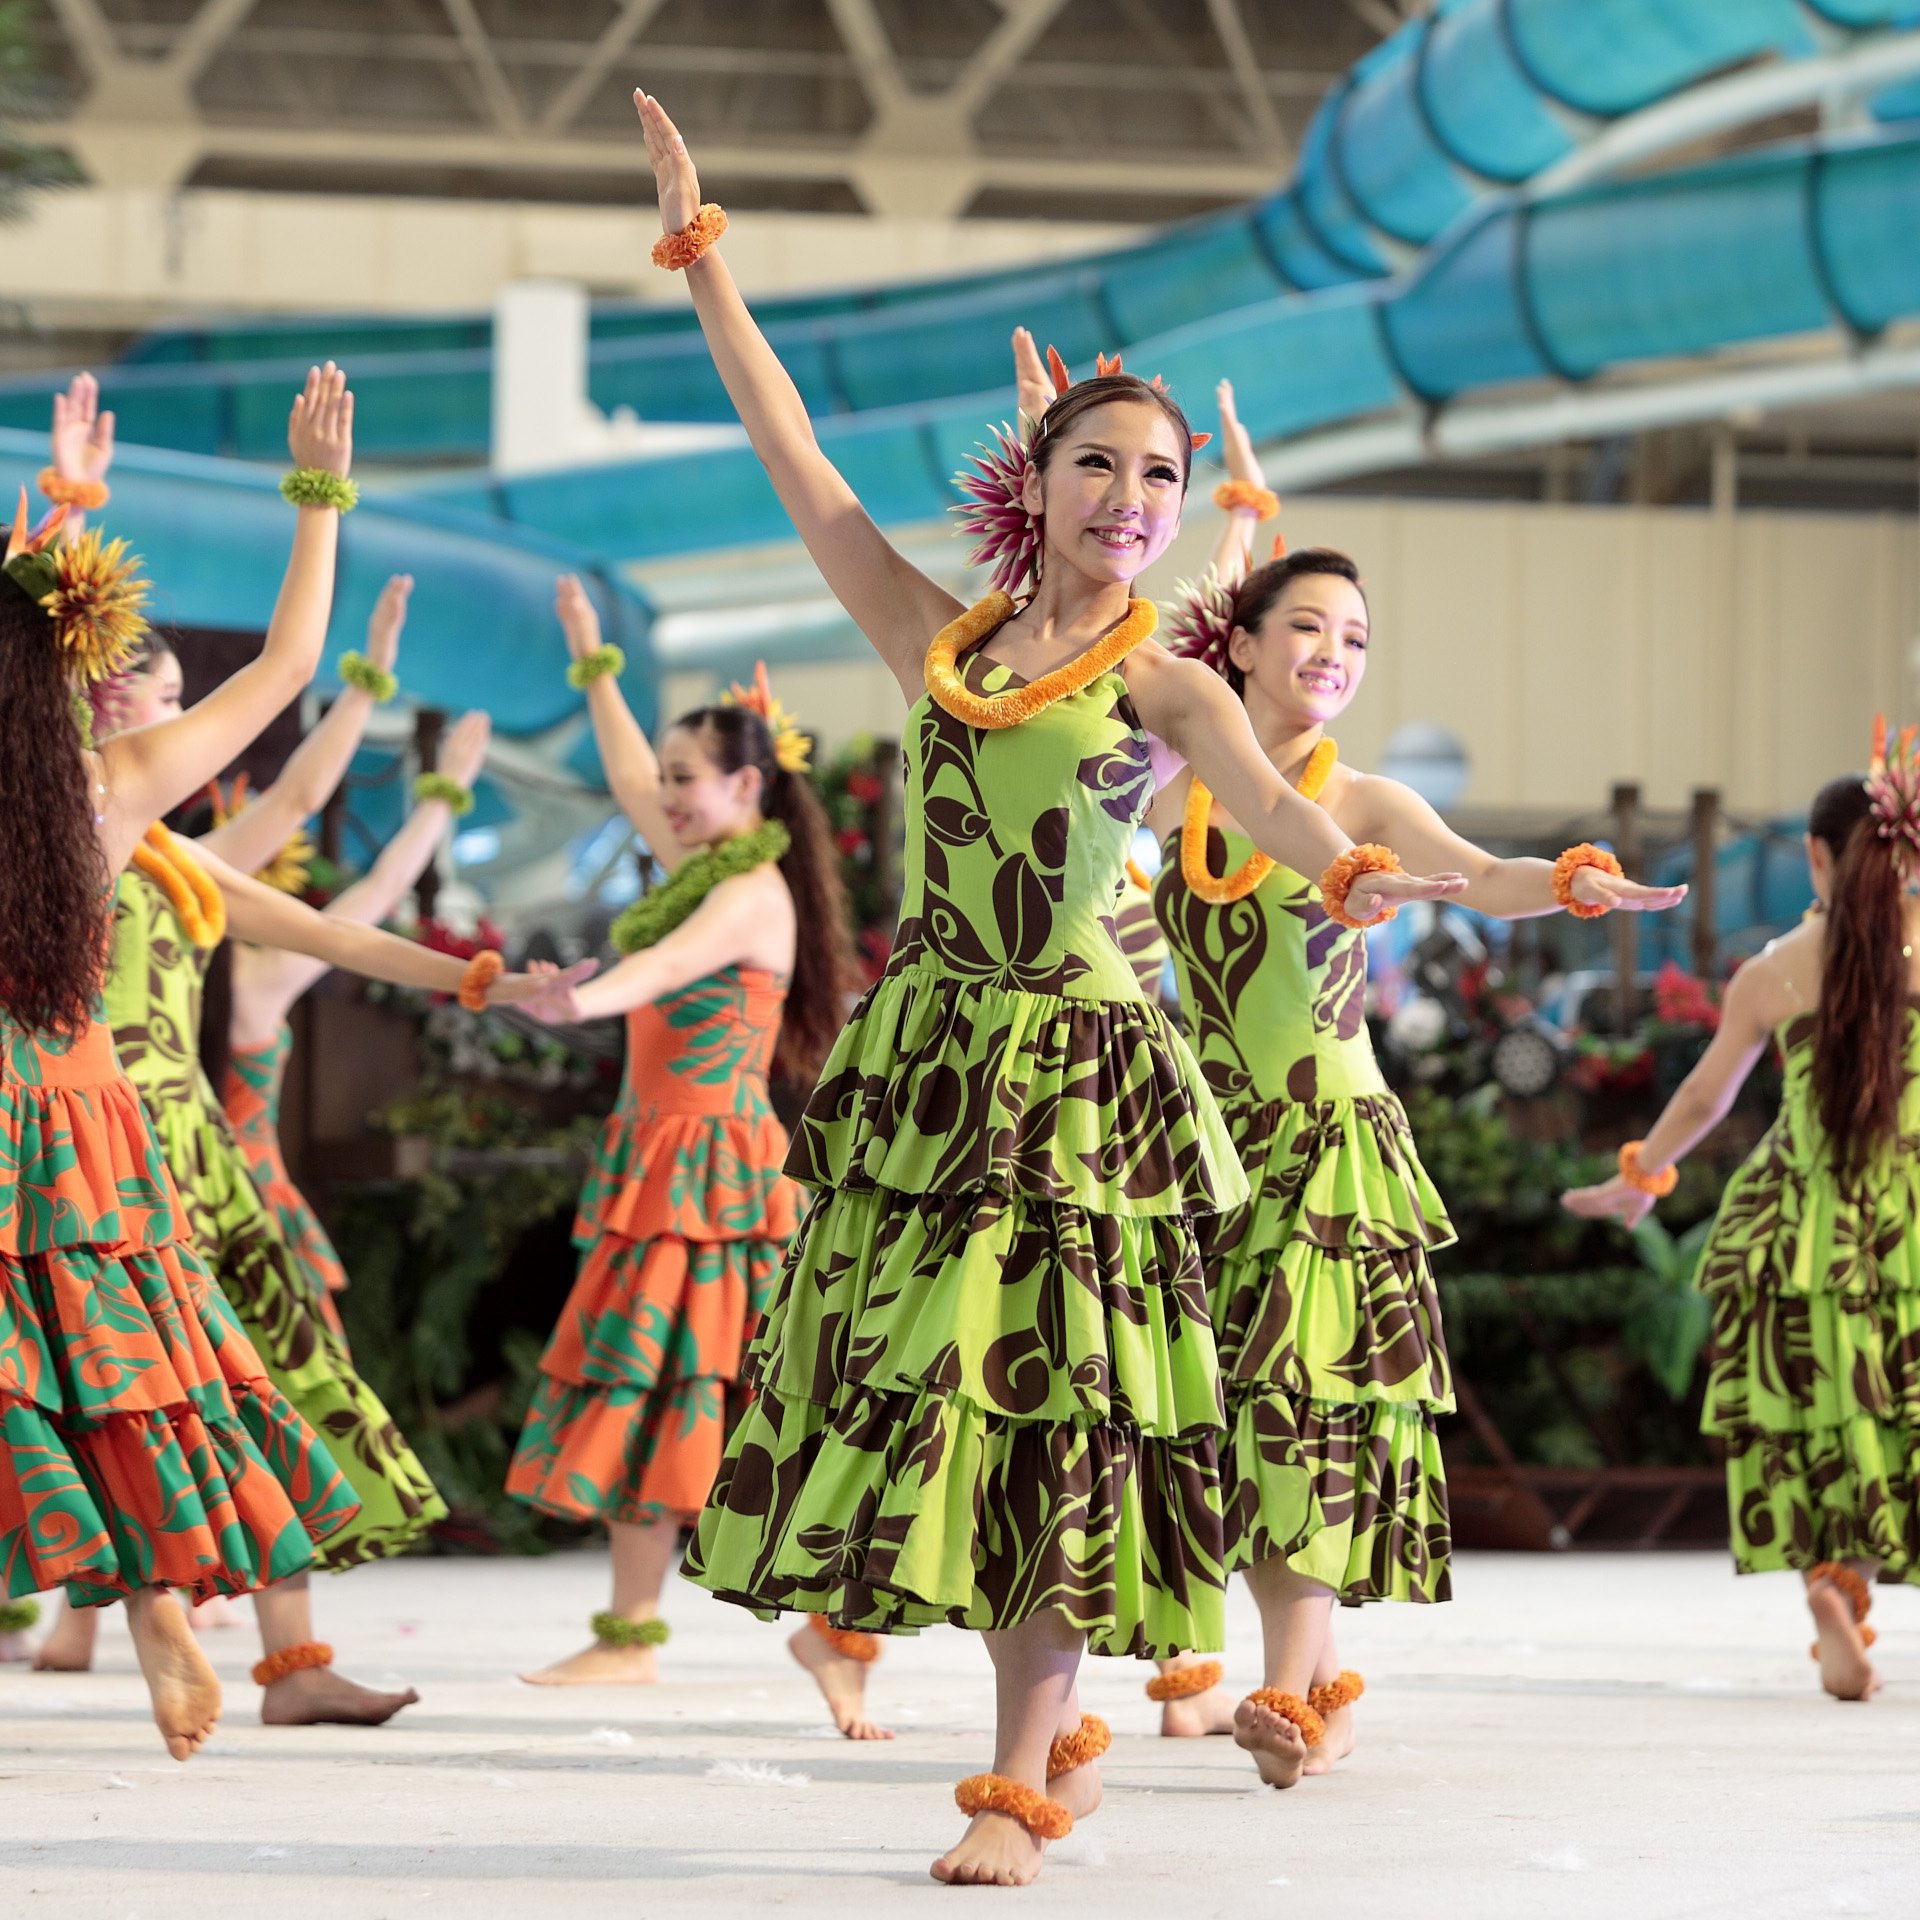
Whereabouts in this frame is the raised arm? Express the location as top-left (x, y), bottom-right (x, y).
top-left (1128, 644), bottom-right (1468, 919)
top-left (229, 711), bottom-right (492, 1026)
top-left (1562, 944), bottom-right (1788, 1227)
top-left (556, 573), bottom-right (688, 870)
top-left (47, 371), bottom-right (115, 544)
top-left (634, 89), bottom-right (956, 695)
top-left (203, 573), bottom-right (412, 875)
top-left (1344, 776), bottom-right (1687, 921)
top-left (1206, 380), bottom-right (1269, 587)
top-left (97, 365), bottom-right (353, 872)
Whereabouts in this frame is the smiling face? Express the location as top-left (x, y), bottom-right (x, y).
top-left (658, 719), bottom-right (765, 850)
top-left (1021, 396), bottom-right (1187, 588)
top-left (1228, 571), bottom-right (1369, 727)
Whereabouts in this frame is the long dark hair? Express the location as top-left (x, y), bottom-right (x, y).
top-left (1030, 372), bottom-right (1197, 490)
top-left (672, 704), bottom-right (857, 1085)
top-left (1225, 546), bottom-right (1366, 698)
top-left (0, 574), bottom-right (110, 1036)
top-left (1809, 772), bottom-right (1906, 1184)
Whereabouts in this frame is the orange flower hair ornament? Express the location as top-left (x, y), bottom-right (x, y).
top-left (1866, 712), bottom-right (1920, 881)
top-left (722, 660), bottom-right (811, 774)
top-left (952, 345), bottom-right (1210, 595)
top-left (4, 488), bottom-right (150, 686)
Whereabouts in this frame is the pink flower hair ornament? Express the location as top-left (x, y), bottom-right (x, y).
top-left (1162, 566), bottom-right (1236, 676)
top-left (1867, 712), bottom-right (1920, 880)
top-left (951, 345), bottom-right (1212, 599)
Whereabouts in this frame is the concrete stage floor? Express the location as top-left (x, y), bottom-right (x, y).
top-left (1, 1549), bottom-right (1914, 1918)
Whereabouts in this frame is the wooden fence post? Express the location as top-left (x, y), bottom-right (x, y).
top-left (1690, 787), bottom-right (1720, 980)
top-left (414, 706), bottom-right (445, 923)
top-left (1610, 782), bottom-right (1642, 1033)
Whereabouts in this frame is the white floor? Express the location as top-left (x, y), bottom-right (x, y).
top-left (1, 1549), bottom-right (1914, 1919)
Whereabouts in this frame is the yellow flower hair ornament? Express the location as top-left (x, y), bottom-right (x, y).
top-left (207, 774), bottom-right (316, 896)
top-left (4, 489), bottom-right (151, 686)
top-left (722, 660), bottom-right (811, 773)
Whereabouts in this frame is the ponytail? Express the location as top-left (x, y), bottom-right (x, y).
top-left (676, 705), bottom-right (858, 1084)
top-left (1809, 773), bottom-right (1906, 1185)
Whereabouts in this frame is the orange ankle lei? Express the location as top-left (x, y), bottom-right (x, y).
top-left (1308, 1670), bottom-right (1365, 1715)
top-left (925, 593), bottom-right (1156, 731)
top-left (1181, 739), bottom-right (1337, 905)
top-left (808, 1615), bottom-right (880, 1663)
top-left (131, 824), bottom-right (226, 946)
top-left (1046, 1713), bottom-right (1110, 1779)
top-left (1244, 1686), bottom-right (1326, 1748)
top-left (252, 1640), bottom-right (332, 1686)
top-left (1145, 1659), bottom-right (1222, 1701)
top-left (954, 1773), bottom-right (1073, 1841)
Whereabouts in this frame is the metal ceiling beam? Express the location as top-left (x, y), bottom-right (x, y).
top-left (947, 0), bottom-right (1072, 118)
top-left (538, 0), bottom-right (673, 135)
top-left (167, 0), bottom-right (260, 85)
top-left (438, 0), bottom-right (527, 135)
top-left (1206, 0), bottom-right (1292, 159)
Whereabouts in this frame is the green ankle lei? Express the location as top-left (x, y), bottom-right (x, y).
top-left (609, 819), bottom-right (789, 955)
top-left (591, 1610), bottom-right (669, 1648)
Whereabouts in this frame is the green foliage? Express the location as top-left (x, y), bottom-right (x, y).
top-left (1622, 1216), bottom-right (1715, 1400)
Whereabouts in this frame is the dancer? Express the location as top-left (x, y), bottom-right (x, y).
top-left (33, 375), bottom-right (586, 1723)
top-left (511, 579), bottom-right (879, 1734)
top-left (629, 90), bottom-right (1472, 1887)
top-left (0, 366), bottom-right (362, 1760)
top-left (221, 709), bottom-right (494, 1347)
top-left (1145, 453), bottom-right (1683, 1785)
top-left (1565, 731), bottom-right (1920, 1703)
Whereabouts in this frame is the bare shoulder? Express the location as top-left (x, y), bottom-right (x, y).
top-left (1731, 923), bottom-right (1822, 1026)
top-left (1320, 760), bottom-right (1383, 834)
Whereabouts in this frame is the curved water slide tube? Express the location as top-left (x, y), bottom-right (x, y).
top-left (0, 2), bottom-right (1913, 463)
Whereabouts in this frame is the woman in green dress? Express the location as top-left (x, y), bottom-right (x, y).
top-left (630, 90), bottom-right (1474, 1886)
top-left (1146, 532), bottom-right (1682, 1787)
top-left (1566, 745), bottom-right (1920, 1703)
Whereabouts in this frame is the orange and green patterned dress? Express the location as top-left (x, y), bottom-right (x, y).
top-left (222, 1027), bottom-right (350, 1344)
top-left (0, 965), bottom-right (359, 1608)
top-left (507, 967), bottom-right (801, 1526)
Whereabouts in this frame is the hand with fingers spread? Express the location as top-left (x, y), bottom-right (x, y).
top-left (364, 574), bottom-right (413, 676)
top-left (438, 711), bottom-right (492, 792)
top-left (288, 362), bottom-right (354, 479)
top-left (633, 89), bottom-right (703, 237)
top-left (555, 572), bottom-right (603, 663)
top-left (50, 371), bottom-right (115, 488)
top-left (1011, 326), bottom-right (1052, 432)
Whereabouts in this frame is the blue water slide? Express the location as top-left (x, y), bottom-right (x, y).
top-left (0, 430), bottom-right (657, 741)
top-left (0, 1), bottom-right (1905, 463)
top-left (413, 124), bottom-right (1920, 562)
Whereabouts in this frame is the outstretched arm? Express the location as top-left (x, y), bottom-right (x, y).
top-left (202, 572), bottom-right (413, 875)
top-left (229, 711), bottom-right (492, 1022)
top-left (1128, 645), bottom-right (1468, 920)
top-left (1562, 949), bottom-right (1785, 1227)
top-left (98, 365), bottom-right (353, 872)
top-left (556, 573), bottom-right (689, 870)
top-left (1346, 776), bottom-right (1687, 921)
top-left (634, 89), bottom-right (957, 696)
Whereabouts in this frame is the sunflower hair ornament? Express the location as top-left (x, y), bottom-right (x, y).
top-left (1866, 712), bottom-right (1920, 881)
top-left (722, 660), bottom-right (811, 774)
top-left (3, 489), bottom-right (151, 686)
top-left (951, 345), bottom-right (1212, 596)
top-left (206, 774), bottom-right (315, 895)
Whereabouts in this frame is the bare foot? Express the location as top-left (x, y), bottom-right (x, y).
top-left (190, 1593), bottom-right (242, 1632)
top-left (1233, 1693), bottom-right (1310, 1789)
top-left (1808, 1580), bottom-right (1879, 1702)
top-left (260, 1666), bottom-right (418, 1726)
top-left (1303, 1704), bottom-right (1355, 1775)
top-left (0, 1630), bottom-right (34, 1664)
top-left (1158, 1673), bottom-right (1237, 1738)
top-left (787, 1625), bottom-right (892, 1740)
top-left (519, 1641), bottom-right (658, 1687)
top-left (930, 1811), bottom-right (1046, 1887)
top-left (32, 1605), bottom-right (100, 1673)
top-left (126, 1592), bottom-right (220, 1762)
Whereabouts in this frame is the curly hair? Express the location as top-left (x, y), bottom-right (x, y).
top-left (0, 574), bottom-right (110, 1036)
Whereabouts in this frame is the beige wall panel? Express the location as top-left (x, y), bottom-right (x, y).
top-left (1638, 511), bottom-right (1726, 812)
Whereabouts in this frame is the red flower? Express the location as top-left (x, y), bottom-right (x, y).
top-left (845, 771), bottom-right (883, 803)
top-left (835, 827), bottom-right (869, 857)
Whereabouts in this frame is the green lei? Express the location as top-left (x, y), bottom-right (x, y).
top-left (609, 819), bottom-right (789, 955)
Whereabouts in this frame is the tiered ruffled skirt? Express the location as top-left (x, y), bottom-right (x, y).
top-left (509, 1104), bottom-right (799, 1525)
top-left (1206, 1088), bottom-right (1455, 1601)
top-left (1700, 1134), bottom-right (1920, 1581)
top-left (685, 964), bottom-right (1247, 1656)
top-left (0, 1067), bottom-right (357, 1606)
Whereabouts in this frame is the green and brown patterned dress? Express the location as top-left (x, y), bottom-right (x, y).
top-left (1155, 816), bottom-right (1455, 1601)
top-left (104, 867), bottom-right (445, 1569)
top-left (1, 957), bottom-right (357, 1607)
top-left (1699, 1008), bottom-right (1920, 1580)
top-left (686, 605), bottom-right (1245, 1656)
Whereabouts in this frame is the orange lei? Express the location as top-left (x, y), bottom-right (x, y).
top-left (953, 1774), bottom-right (1072, 1841)
top-left (1146, 1659), bottom-right (1222, 1702)
top-left (925, 592), bottom-right (1156, 731)
top-left (1181, 739), bottom-right (1337, 905)
top-left (1307, 1669), bottom-right (1365, 1715)
top-left (1045, 1713), bottom-right (1110, 1779)
top-left (131, 824), bottom-right (226, 947)
top-left (1552, 842), bottom-right (1624, 918)
top-left (1245, 1686), bottom-right (1325, 1748)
